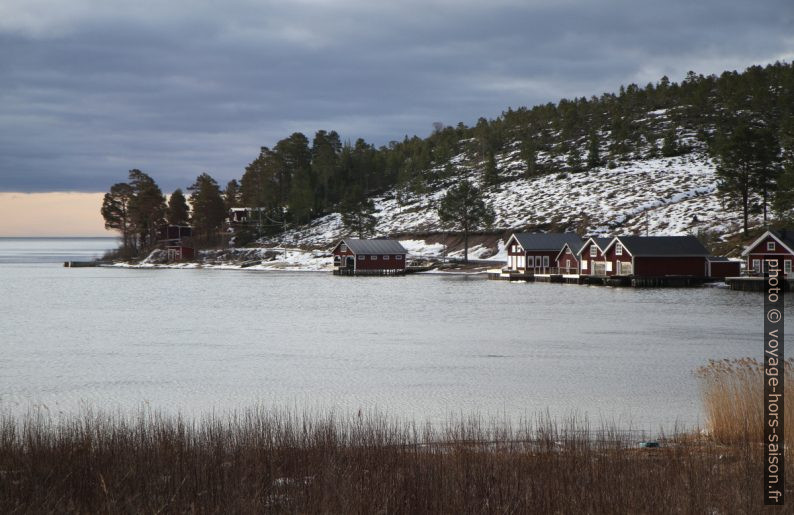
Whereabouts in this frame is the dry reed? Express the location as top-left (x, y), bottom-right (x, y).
top-left (0, 406), bottom-right (783, 513)
top-left (696, 358), bottom-right (794, 447)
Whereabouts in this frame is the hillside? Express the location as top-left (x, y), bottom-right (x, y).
top-left (276, 107), bottom-right (752, 256)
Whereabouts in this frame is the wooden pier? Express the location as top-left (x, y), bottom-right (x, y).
top-left (725, 276), bottom-right (793, 292)
top-left (488, 270), bottom-right (715, 288)
top-left (333, 268), bottom-right (406, 277)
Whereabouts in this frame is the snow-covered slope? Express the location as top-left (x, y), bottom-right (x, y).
top-left (280, 151), bottom-right (750, 248)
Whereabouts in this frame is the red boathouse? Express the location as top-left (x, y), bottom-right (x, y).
top-left (601, 235), bottom-right (710, 277)
top-left (741, 229), bottom-right (794, 277)
top-left (332, 238), bottom-right (408, 275)
top-left (505, 233), bottom-right (583, 274)
top-left (577, 237), bottom-right (612, 276)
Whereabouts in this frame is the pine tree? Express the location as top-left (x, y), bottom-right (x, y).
top-left (127, 170), bottom-right (166, 251)
top-left (188, 173), bottom-right (226, 246)
top-left (714, 120), bottom-right (778, 235)
top-left (437, 180), bottom-right (495, 263)
top-left (483, 149), bottom-right (499, 186)
top-left (661, 129), bottom-right (679, 157)
top-left (340, 187), bottom-right (378, 238)
top-left (223, 180), bottom-right (240, 211)
top-left (167, 189), bottom-right (190, 225)
top-left (586, 131), bottom-right (601, 169)
top-left (101, 182), bottom-right (135, 252)
top-left (566, 147), bottom-right (583, 173)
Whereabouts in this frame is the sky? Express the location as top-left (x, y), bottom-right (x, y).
top-left (0, 0), bottom-right (792, 235)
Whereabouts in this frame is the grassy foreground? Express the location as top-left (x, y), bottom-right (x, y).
top-left (0, 360), bottom-right (790, 513)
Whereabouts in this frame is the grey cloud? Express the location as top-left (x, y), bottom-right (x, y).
top-left (0, 0), bottom-right (792, 191)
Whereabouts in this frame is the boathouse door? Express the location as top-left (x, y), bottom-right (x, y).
top-left (346, 256), bottom-right (354, 269)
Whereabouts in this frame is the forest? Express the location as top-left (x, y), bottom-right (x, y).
top-left (102, 62), bottom-right (794, 254)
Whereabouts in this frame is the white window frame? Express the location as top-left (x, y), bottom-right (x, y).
top-left (340, 244), bottom-right (347, 252)
top-left (527, 256), bottom-right (534, 268)
top-left (616, 243), bottom-right (623, 256)
top-left (565, 259), bottom-right (571, 269)
top-left (396, 255), bottom-right (403, 260)
top-left (767, 241), bottom-right (776, 251)
top-left (590, 245), bottom-right (597, 257)
top-left (357, 255), bottom-right (365, 261)
top-left (542, 256), bottom-right (549, 267)
top-left (752, 259), bottom-right (760, 272)
top-left (784, 260), bottom-right (792, 274)
top-left (581, 260), bottom-right (588, 270)
top-left (370, 255), bottom-right (377, 260)
top-left (518, 255), bottom-right (525, 268)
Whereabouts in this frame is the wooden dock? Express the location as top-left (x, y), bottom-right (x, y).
top-left (725, 276), bottom-right (793, 292)
top-left (63, 261), bottom-right (112, 268)
top-left (488, 270), bottom-right (715, 288)
top-left (333, 269), bottom-right (406, 277)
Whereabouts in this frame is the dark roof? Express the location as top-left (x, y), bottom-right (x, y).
top-left (339, 238), bottom-right (407, 255)
top-left (577, 236), bottom-right (612, 254)
top-left (706, 256), bottom-right (734, 262)
top-left (510, 232), bottom-right (583, 252)
top-left (771, 229), bottom-right (794, 250)
top-left (614, 236), bottom-right (709, 256)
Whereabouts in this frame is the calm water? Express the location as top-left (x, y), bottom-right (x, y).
top-left (0, 238), bottom-right (785, 432)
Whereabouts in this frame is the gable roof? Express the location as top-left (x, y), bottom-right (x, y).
top-left (554, 242), bottom-right (582, 262)
top-left (605, 235), bottom-right (709, 257)
top-left (740, 229), bottom-right (794, 256)
top-left (577, 236), bottom-right (612, 256)
top-left (508, 232), bottom-right (583, 252)
top-left (335, 238), bottom-right (407, 255)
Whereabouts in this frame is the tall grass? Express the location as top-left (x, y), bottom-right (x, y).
top-left (0, 407), bottom-right (778, 513)
top-left (696, 358), bottom-right (794, 447)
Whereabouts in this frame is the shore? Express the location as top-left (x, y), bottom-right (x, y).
top-left (108, 245), bottom-right (501, 274)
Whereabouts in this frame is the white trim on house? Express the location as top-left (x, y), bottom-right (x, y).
top-left (741, 230), bottom-right (794, 256)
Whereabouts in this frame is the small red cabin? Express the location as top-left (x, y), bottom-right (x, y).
top-left (601, 235), bottom-right (710, 277)
top-left (706, 256), bottom-right (742, 279)
top-left (331, 238), bottom-right (408, 275)
top-left (554, 243), bottom-right (580, 274)
top-left (741, 229), bottom-right (794, 277)
top-left (166, 245), bottom-right (194, 261)
top-left (505, 232), bottom-right (583, 274)
top-left (577, 237), bottom-right (612, 276)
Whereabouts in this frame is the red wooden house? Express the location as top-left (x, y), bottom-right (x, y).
top-left (601, 235), bottom-right (710, 277)
top-left (741, 229), bottom-right (794, 277)
top-left (505, 233), bottom-right (583, 274)
top-left (577, 237), bottom-right (611, 276)
top-left (554, 242), bottom-right (581, 274)
top-left (332, 239), bottom-right (408, 275)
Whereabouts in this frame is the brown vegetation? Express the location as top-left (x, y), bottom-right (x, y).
top-left (697, 358), bottom-right (794, 447)
top-left (0, 407), bottom-right (783, 513)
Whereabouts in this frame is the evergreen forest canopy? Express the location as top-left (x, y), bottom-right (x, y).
top-left (102, 61), bottom-right (794, 254)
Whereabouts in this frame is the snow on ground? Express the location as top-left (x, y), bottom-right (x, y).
top-left (278, 149), bottom-right (755, 247)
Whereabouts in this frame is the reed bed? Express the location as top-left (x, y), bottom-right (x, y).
top-left (697, 358), bottom-right (794, 447)
top-left (0, 406), bottom-right (781, 513)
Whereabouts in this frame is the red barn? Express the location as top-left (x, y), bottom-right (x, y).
top-left (741, 229), bottom-right (794, 277)
top-left (577, 237), bottom-right (612, 276)
top-left (601, 236), bottom-right (710, 277)
top-left (505, 233), bottom-right (583, 274)
top-left (332, 239), bottom-right (408, 275)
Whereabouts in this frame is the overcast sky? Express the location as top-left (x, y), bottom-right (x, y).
top-left (1, 0), bottom-right (792, 193)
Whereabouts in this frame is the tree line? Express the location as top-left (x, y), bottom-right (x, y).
top-left (102, 61), bottom-right (794, 257)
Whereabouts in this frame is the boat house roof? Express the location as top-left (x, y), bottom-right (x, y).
top-left (605, 235), bottom-right (709, 257)
top-left (334, 238), bottom-right (407, 255)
